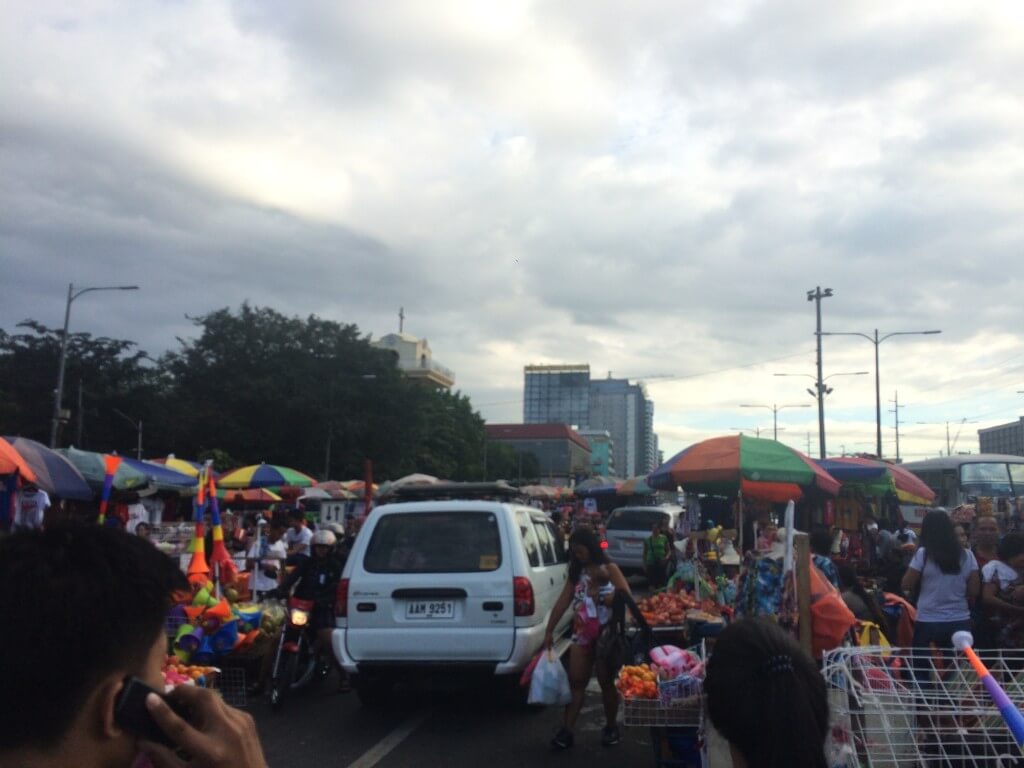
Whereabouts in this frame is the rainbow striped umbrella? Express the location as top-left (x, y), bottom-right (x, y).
top-left (217, 463), bottom-right (316, 489)
top-left (816, 456), bottom-right (935, 505)
top-left (649, 434), bottom-right (840, 502)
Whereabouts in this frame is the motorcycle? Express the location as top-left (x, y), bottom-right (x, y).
top-left (268, 597), bottom-right (326, 710)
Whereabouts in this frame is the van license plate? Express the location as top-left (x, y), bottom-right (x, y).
top-left (405, 600), bottom-right (455, 619)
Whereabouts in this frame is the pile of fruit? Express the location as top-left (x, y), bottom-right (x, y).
top-left (615, 665), bottom-right (659, 700)
top-left (162, 656), bottom-right (219, 692)
top-left (637, 592), bottom-right (699, 626)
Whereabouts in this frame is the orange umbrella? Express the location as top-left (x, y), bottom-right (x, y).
top-left (0, 437), bottom-right (37, 482)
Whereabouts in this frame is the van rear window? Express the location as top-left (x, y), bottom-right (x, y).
top-left (363, 512), bottom-right (502, 573)
top-left (606, 509), bottom-right (669, 531)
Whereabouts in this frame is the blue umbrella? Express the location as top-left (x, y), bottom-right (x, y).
top-left (122, 458), bottom-right (197, 492)
top-left (3, 436), bottom-right (93, 500)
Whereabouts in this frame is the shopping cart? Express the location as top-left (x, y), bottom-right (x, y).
top-left (619, 642), bottom-right (705, 768)
top-left (823, 645), bottom-right (1024, 768)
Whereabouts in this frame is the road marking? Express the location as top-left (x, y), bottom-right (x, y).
top-left (346, 713), bottom-right (428, 768)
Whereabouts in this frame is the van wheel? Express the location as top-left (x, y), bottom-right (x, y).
top-left (353, 675), bottom-right (394, 708)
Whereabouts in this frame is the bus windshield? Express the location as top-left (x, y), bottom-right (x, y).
top-left (960, 462), bottom-right (1014, 498)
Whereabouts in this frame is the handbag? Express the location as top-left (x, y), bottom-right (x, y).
top-left (596, 591), bottom-right (652, 674)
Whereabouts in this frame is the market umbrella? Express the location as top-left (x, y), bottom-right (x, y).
top-left (575, 476), bottom-right (621, 496)
top-left (217, 487), bottom-right (282, 504)
top-left (648, 434), bottom-right (841, 502)
top-left (60, 447), bottom-right (148, 491)
top-left (0, 437), bottom-right (36, 481)
top-left (147, 455), bottom-right (211, 479)
top-left (121, 457), bottom-right (198, 492)
top-left (3, 436), bottom-right (89, 499)
top-left (389, 473), bottom-right (439, 489)
top-left (617, 475), bottom-right (656, 496)
top-left (218, 463), bottom-right (317, 489)
top-left (815, 456), bottom-right (936, 506)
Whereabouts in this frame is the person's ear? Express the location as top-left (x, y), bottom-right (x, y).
top-left (97, 675), bottom-right (127, 740)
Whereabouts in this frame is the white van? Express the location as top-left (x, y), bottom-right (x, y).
top-left (331, 484), bottom-right (571, 705)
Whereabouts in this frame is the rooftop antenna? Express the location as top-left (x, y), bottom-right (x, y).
top-left (399, 307), bottom-right (405, 334)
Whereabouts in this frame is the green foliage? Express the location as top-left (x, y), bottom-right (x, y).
top-left (0, 305), bottom-right (489, 481)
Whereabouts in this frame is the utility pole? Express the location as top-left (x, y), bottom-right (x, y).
top-left (889, 391), bottom-right (903, 461)
top-left (399, 307), bottom-right (405, 333)
top-left (806, 432), bottom-right (812, 455)
top-left (77, 379), bottom-right (84, 446)
top-left (807, 286), bottom-right (834, 458)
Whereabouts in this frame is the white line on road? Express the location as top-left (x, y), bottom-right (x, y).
top-left (346, 713), bottom-right (428, 768)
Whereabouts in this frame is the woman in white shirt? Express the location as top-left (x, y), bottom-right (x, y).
top-left (980, 533), bottom-right (1024, 649)
top-left (902, 511), bottom-right (980, 685)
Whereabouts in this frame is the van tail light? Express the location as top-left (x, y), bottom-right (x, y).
top-left (336, 578), bottom-right (349, 618)
top-left (600, 539), bottom-right (609, 550)
top-left (513, 577), bottom-right (535, 617)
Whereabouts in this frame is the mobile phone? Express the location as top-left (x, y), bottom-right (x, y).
top-left (113, 676), bottom-right (185, 748)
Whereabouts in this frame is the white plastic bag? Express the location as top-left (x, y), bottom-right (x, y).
top-left (527, 650), bottom-right (572, 706)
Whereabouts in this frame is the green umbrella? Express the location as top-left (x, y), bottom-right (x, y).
top-left (59, 447), bottom-right (149, 492)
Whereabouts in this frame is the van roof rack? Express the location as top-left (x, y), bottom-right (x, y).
top-left (386, 481), bottom-right (525, 502)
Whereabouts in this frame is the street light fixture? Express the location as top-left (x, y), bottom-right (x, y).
top-left (50, 283), bottom-right (140, 447)
top-left (820, 328), bottom-right (941, 459)
top-left (112, 408), bottom-right (143, 460)
top-left (738, 403), bottom-right (811, 440)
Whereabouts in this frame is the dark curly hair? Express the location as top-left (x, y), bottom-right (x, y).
top-left (704, 619), bottom-right (828, 768)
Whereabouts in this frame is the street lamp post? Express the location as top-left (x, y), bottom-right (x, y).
top-left (807, 287), bottom-right (834, 458)
top-left (50, 283), bottom-right (140, 447)
top-left (738, 403), bottom-right (811, 440)
top-left (112, 408), bottom-right (142, 459)
top-left (820, 328), bottom-right (941, 458)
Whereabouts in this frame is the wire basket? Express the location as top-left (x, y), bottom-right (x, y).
top-left (621, 693), bottom-right (703, 727)
top-left (824, 645), bottom-right (1024, 768)
top-left (217, 667), bottom-right (248, 709)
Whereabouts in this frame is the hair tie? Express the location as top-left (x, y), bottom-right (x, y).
top-left (764, 654), bottom-right (793, 675)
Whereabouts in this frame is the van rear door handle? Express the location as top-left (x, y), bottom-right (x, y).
top-left (356, 603), bottom-right (377, 612)
top-left (483, 601), bottom-right (504, 611)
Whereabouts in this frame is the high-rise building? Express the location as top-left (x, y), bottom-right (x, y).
top-left (523, 364), bottom-right (590, 426)
top-left (589, 377), bottom-right (656, 478)
top-left (978, 418), bottom-right (1024, 457)
top-left (521, 364), bottom-right (658, 478)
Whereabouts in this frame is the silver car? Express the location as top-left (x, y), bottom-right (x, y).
top-left (604, 504), bottom-right (684, 574)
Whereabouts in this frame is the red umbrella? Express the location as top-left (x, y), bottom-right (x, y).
top-left (0, 437), bottom-right (37, 482)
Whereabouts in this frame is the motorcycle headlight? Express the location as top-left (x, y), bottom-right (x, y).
top-left (290, 608), bottom-right (310, 627)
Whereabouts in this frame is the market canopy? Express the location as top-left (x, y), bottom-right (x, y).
top-left (60, 447), bottom-right (149, 491)
top-left (218, 463), bottom-right (317, 489)
top-left (575, 476), bottom-right (621, 496)
top-left (3, 436), bottom-right (90, 500)
top-left (617, 475), bottom-right (656, 496)
top-left (815, 456), bottom-right (936, 505)
top-left (217, 487), bottom-right (282, 504)
top-left (147, 455), bottom-right (209, 479)
top-left (648, 434), bottom-right (841, 502)
top-left (122, 458), bottom-right (198, 492)
top-left (0, 437), bottom-right (38, 483)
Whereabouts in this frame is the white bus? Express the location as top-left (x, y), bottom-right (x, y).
top-left (901, 454), bottom-right (1024, 523)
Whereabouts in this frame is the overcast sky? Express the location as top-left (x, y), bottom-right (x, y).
top-left (3, 1), bottom-right (1023, 465)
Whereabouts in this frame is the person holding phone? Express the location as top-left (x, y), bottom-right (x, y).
top-left (0, 524), bottom-right (268, 768)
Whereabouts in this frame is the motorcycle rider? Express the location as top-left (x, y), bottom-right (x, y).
top-left (274, 529), bottom-right (350, 692)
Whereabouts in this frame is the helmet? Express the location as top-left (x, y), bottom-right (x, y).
top-left (313, 530), bottom-right (336, 547)
top-left (325, 522), bottom-right (346, 539)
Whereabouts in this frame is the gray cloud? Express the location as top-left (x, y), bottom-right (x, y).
top-left (2, 0), bottom-right (1022, 460)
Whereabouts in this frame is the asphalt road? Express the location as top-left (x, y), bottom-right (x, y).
top-left (248, 575), bottom-right (665, 768)
top-left (248, 673), bottom-right (657, 768)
